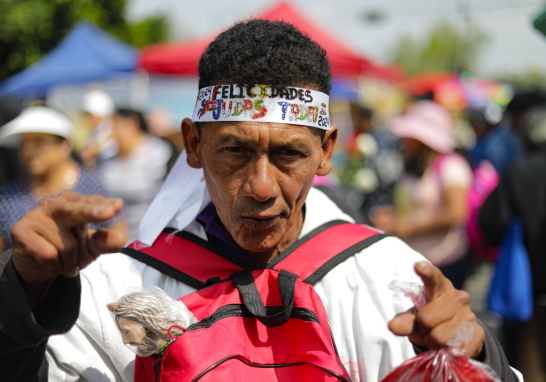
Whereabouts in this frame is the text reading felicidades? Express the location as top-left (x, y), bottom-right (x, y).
top-left (191, 84), bottom-right (331, 130)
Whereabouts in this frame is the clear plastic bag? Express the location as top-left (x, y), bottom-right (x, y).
top-left (107, 286), bottom-right (197, 357)
top-left (383, 281), bottom-right (501, 382)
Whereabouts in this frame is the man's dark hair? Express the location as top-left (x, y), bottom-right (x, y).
top-left (197, 19), bottom-right (331, 141)
top-left (198, 19), bottom-right (332, 94)
top-left (116, 108), bottom-right (148, 133)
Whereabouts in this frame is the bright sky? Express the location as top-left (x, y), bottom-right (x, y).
top-left (126, 0), bottom-right (546, 78)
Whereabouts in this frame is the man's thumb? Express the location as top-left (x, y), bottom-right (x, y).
top-left (81, 228), bottom-right (127, 269)
top-left (388, 309), bottom-right (416, 336)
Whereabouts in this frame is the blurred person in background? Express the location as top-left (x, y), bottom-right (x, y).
top-left (403, 92), bottom-right (435, 113)
top-left (0, 106), bottom-right (123, 252)
top-left (80, 89), bottom-right (117, 167)
top-left (474, 91), bottom-right (546, 175)
top-left (0, 97), bottom-right (25, 187)
top-left (479, 106), bottom-right (546, 380)
top-left (146, 107), bottom-right (184, 171)
top-left (345, 105), bottom-right (404, 223)
top-left (467, 103), bottom-right (519, 175)
top-left (372, 101), bottom-right (473, 289)
top-left (504, 92), bottom-right (546, 144)
top-left (146, 107), bottom-right (185, 152)
top-left (100, 108), bottom-right (172, 240)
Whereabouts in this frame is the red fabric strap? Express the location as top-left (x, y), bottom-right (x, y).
top-left (127, 232), bottom-right (245, 283)
top-left (271, 223), bottom-right (381, 280)
top-left (126, 223), bottom-right (382, 286)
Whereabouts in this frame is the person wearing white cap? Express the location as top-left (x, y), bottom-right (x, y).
top-left (80, 89), bottom-right (118, 167)
top-left (0, 106), bottom-right (121, 252)
top-left (371, 100), bottom-right (473, 289)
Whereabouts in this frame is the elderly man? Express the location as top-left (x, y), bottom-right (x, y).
top-left (0, 20), bottom-right (517, 382)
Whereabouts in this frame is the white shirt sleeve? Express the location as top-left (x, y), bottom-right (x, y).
top-left (313, 236), bottom-right (428, 382)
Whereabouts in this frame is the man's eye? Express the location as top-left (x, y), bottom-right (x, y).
top-left (278, 149), bottom-right (301, 157)
top-left (225, 147), bottom-right (248, 154)
top-left (125, 331), bottom-right (131, 335)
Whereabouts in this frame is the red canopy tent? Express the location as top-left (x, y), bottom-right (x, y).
top-left (397, 72), bottom-right (455, 95)
top-left (139, 1), bottom-right (401, 80)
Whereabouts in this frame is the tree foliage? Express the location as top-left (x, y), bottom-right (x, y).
top-left (391, 21), bottom-right (490, 76)
top-left (0, 0), bottom-right (170, 81)
top-left (496, 67), bottom-right (546, 92)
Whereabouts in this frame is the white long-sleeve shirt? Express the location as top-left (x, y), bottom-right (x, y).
top-left (45, 188), bottom-right (426, 381)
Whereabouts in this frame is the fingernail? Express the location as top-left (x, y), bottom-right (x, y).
top-left (416, 261), bottom-right (430, 271)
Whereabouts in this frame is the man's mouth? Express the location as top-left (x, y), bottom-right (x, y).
top-left (242, 215), bottom-right (280, 230)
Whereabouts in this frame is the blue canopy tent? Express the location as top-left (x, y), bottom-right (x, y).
top-left (0, 21), bottom-right (138, 98)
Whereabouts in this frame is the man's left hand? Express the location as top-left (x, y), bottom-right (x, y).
top-left (388, 262), bottom-right (485, 358)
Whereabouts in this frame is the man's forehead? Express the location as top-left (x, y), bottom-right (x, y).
top-left (201, 121), bottom-right (322, 142)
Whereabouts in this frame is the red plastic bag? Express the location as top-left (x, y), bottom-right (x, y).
top-left (383, 282), bottom-right (500, 382)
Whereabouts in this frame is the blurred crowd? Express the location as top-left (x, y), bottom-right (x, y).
top-left (0, 90), bottom-right (185, 250)
top-left (0, 87), bottom-right (545, 380)
top-left (326, 91), bottom-right (546, 381)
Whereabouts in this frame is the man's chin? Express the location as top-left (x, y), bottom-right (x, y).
top-left (236, 227), bottom-right (284, 254)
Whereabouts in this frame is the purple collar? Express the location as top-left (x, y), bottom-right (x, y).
top-left (196, 202), bottom-right (253, 263)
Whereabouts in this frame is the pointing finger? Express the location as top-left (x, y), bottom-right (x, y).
top-left (40, 197), bottom-right (124, 228)
top-left (59, 191), bottom-right (105, 204)
top-left (414, 261), bottom-right (452, 301)
top-left (78, 228), bottom-right (127, 270)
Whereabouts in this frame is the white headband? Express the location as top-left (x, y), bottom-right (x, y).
top-left (192, 84), bottom-right (331, 130)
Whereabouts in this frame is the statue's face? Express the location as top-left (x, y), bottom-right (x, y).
top-left (117, 317), bottom-right (146, 345)
top-left (116, 317), bottom-right (160, 357)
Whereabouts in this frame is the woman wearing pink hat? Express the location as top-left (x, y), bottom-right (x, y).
top-left (372, 101), bottom-right (473, 289)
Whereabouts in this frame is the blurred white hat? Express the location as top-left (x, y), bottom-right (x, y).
top-left (83, 89), bottom-right (114, 118)
top-left (0, 106), bottom-right (75, 140)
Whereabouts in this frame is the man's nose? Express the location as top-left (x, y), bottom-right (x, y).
top-left (244, 156), bottom-right (280, 202)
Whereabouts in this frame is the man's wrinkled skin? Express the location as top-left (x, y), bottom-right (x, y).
top-left (182, 118), bottom-right (336, 266)
top-left (9, 118), bottom-right (485, 358)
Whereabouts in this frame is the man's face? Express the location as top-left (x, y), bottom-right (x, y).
top-left (184, 120), bottom-right (336, 256)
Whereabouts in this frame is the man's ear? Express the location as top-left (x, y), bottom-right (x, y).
top-left (181, 118), bottom-right (203, 169)
top-left (316, 124), bottom-right (338, 176)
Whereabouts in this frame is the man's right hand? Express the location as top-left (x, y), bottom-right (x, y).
top-left (10, 191), bottom-right (126, 307)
